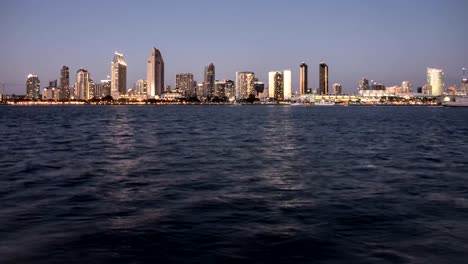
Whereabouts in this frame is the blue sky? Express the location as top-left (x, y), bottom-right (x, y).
top-left (1, 0), bottom-right (467, 94)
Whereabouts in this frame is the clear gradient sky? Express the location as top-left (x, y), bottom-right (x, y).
top-left (1, 0), bottom-right (467, 95)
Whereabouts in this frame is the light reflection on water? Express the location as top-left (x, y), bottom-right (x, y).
top-left (0, 105), bottom-right (468, 263)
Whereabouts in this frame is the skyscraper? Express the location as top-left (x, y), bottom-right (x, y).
top-left (75, 68), bottom-right (90, 100)
top-left (204, 63), bottom-right (215, 98)
top-left (269, 71), bottom-right (284, 100)
top-left (176, 73), bottom-right (195, 97)
top-left (60, 65), bottom-right (70, 100)
top-left (427, 68), bottom-right (444, 96)
top-left (401, 81), bottom-right (412, 93)
top-left (319, 62), bottom-right (329, 95)
top-left (254, 81), bottom-right (265, 95)
top-left (268, 70), bottom-right (292, 100)
top-left (111, 52), bottom-right (127, 98)
top-left (359, 78), bottom-right (370, 91)
top-left (101, 80), bottom-right (111, 97)
top-left (283, 69), bottom-right (292, 99)
top-left (333, 83), bottom-right (342, 94)
top-left (196, 83), bottom-right (205, 98)
top-left (236, 71), bottom-right (255, 99)
top-left (300, 62), bottom-right (308, 95)
top-left (26, 74), bottom-right (40, 100)
top-left (135, 79), bottom-right (147, 95)
top-left (147, 47), bottom-right (164, 98)
top-left (214, 80), bottom-right (227, 98)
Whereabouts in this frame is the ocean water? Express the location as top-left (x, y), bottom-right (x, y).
top-left (1, 105), bottom-right (468, 263)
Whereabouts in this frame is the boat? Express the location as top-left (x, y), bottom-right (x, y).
top-left (442, 95), bottom-right (468, 107)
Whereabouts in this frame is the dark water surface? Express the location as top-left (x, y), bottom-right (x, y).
top-left (1, 105), bottom-right (468, 263)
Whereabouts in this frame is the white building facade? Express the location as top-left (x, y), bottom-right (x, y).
top-left (427, 68), bottom-right (444, 96)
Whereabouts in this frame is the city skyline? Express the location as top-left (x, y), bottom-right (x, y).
top-left (1, 0), bottom-right (467, 95)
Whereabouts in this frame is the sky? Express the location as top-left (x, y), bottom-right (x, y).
top-left (0, 0), bottom-right (467, 95)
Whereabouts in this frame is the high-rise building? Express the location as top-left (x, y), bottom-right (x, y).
top-left (101, 80), bottom-right (111, 97)
top-left (26, 74), bottom-right (40, 100)
top-left (268, 70), bottom-right (292, 100)
top-left (427, 68), bottom-right (444, 96)
top-left (89, 79), bottom-right (95, 99)
top-left (147, 47), bottom-right (164, 98)
top-left (60, 65), bottom-right (70, 100)
top-left (300, 62), bottom-right (308, 95)
top-left (359, 78), bottom-right (370, 91)
top-left (215, 80), bottom-right (227, 98)
top-left (462, 68), bottom-right (468, 94)
top-left (49, 79), bottom-right (57, 89)
top-left (254, 81), bottom-right (265, 95)
top-left (75, 68), bottom-right (90, 100)
top-left (319, 62), bottom-right (329, 95)
top-left (43, 79), bottom-right (59, 101)
top-left (196, 83), bottom-right (205, 98)
top-left (401, 81), bottom-right (412, 93)
top-left (111, 52), bottom-right (127, 98)
top-left (94, 82), bottom-right (103, 99)
top-left (333, 83), bottom-right (342, 95)
top-left (176, 73), bottom-right (195, 97)
top-left (204, 63), bottom-right (215, 98)
top-left (269, 71), bottom-right (284, 100)
top-left (283, 69), bottom-right (292, 99)
top-left (236, 71), bottom-right (255, 99)
top-left (225, 80), bottom-right (235, 99)
top-left (135, 79), bottom-right (147, 95)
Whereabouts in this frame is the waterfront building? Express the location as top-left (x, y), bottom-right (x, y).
top-left (268, 70), bottom-right (292, 100)
top-left (427, 68), bottom-right (444, 96)
top-left (49, 79), bottom-right (57, 89)
top-left (269, 71), bottom-right (284, 100)
top-left (75, 68), bottom-right (90, 100)
top-left (359, 79), bottom-right (386, 96)
top-left (254, 81), bottom-right (265, 96)
top-left (135, 79), bottom-right (147, 95)
top-left (225, 80), bottom-right (235, 99)
top-left (26, 74), bottom-right (40, 100)
top-left (370, 81), bottom-right (386, 91)
top-left (462, 68), bottom-right (468, 94)
top-left (204, 63), bottom-right (215, 98)
top-left (333, 83), bottom-right (342, 95)
top-left (359, 78), bottom-right (370, 91)
top-left (401, 81), bottom-right (412, 93)
top-left (43, 80), bottom-right (59, 101)
top-left (300, 62), bottom-right (308, 95)
top-left (101, 80), bottom-right (111, 97)
top-left (147, 47), bottom-right (164, 98)
top-left (89, 79), bottom-right (96, 99)
top-left (111, 52), bottom-right (127, 98)
top-left (214, 80), bottom-right (227, 98)
top-left (94, 83), bottom-right (103, 99)
top-left (236, 71), bottom-right (255, 99)
top-left (176, 73), bottom-right (195, 97)
top-left (386, 86), bottom-right (402, 94)
top-left (60, 65), bottom-right (70, 100)
top-left (196, 83), bottom-right (205, 99)
top-left (319, 62), bottom-right (329, 95)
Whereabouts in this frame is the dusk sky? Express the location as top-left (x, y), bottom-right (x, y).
top-left (1, 0), bottom-right (467, 94)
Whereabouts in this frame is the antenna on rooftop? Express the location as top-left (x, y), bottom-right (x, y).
top-left (463, 68), bottom-right (466, 80)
